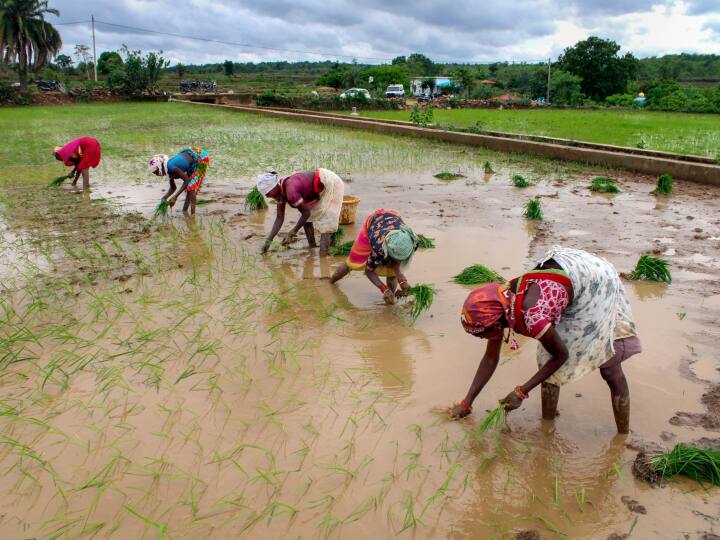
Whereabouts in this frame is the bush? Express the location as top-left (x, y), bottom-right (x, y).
top-left (605, 93), bottom-right (637, 107)
top-left (106, 48), bottom-right (168, 95)
top-left (0, 84), bottom-right (30, 105)
top-left (256, 91), bottom-right (292, 107)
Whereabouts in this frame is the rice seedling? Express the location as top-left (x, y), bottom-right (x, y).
top-left (512, 174), bottom-right (530, 188)
top-left (406, 284), bottom-right (436, 321)
top-left (48, 175), bottom-right (68, 187)
top-left (476, 404), bottom-right (508, 435)
top-left (589, 177), bottom-right (620, 193)
top-left (330, 225), bottom-right (345, 246)
top-left (153, 199), bottom-right (170, 219)
top-left (484, 161), bottom-right (494, 174)
top-left (453, 264), bottom-right (504, 285)
top-left (524, 198), bottom-right (543, 221)
top-left (417, 234), bottom-right (435, 249)
top-left (637, 444), bottom-right (720, 486)
top-left (627, 255), bottom-right (671, 283)
top-left (244, 186), bottom-right (267, 211)
top-left (329, 240), bottom-right (353, 256)
top-left (653, 173), bottom-right (673, 195)
top-left (433, 171), bottom-right (464, 180)
top-left (196, 198), bottom-right (212, 205)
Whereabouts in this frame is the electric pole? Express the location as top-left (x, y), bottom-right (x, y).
top-left (546, 57), bottom-right (551, 104)
top-left (92, 15), bottom-right (98, 82)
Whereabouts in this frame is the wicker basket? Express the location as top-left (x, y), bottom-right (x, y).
top-left (339, 195), bottom-right (360, 225)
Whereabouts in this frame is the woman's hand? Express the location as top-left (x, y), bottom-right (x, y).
top-left (396, 279), bottom-right (411, 297)
top-left (281, 231), bottom-right (297, 246)
top-left (168, 196), bottom-right (177, 208)
top-left (261, 240), bottom-right (271, 254)
top-left (450, 402), bottom-right (472, 419)
top-left (383, 288), bottom-right (396, 305)
top-left (499, 390), bottom-right (524, 412)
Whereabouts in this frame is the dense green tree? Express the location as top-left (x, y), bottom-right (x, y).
top-left (558, 36), bottom-right (638, 100)
top-left (391, 55), bottom-right (406, 65)
top-left (549, 70), bottom-right (583, 105)
top-left (0, 0), bottom-right (62, 92)
top-left (54, 52), bottom-right (71, 70)
top-left (97, 50), bottom-right (122, 75)
top-left (223, 59), bottom-right (234, 77)
top-left (406, 53), bottom-right (434, 76)
top-left (449, 66), bottom-right (474, 97)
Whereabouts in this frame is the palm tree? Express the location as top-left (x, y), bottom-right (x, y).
top-left (0, 0), bottom-right (62, 93)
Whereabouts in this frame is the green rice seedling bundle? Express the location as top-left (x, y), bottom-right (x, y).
top-left (484, 161), bottom-right (494, 174)
top-left (628, 255), bottom-right (671, 283)
top-left (406, 284), bottom-right (436, 321)
top-left (476, 404), bottom-right (508, 434)
top-left (330, 225), bottom-right (345, 246)
top-left (453, 264), bottom-right (504, 285)
top-left (329, 240), bottom-right (353, 256)
top-left (245, 186), bottom-right (268, 211)
top-left (196, 198), bottom-right (212, 205)
top-left (434, 171), bottom-right (464, 180)
top-left (634, 444), bottom-right (720, 486)
top-left (653, 174), bottom-right (673, 195)
top-left (512, 174), bottom-right (530, 188)
top-left (48, 175), bottom-right (67, 187)
top-left (153, 199), bottom-right (170, 219)
top-left (524, 198), bottom-right (543, 221)
top-left (417, 234), bottom-right (435, 249)
top-left (589, 177), bottom-right (620, 193)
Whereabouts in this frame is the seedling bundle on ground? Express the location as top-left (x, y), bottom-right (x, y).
top-left (330, 225), bottom-right (346, 246)
top-left (589, 177), bottom-right (620, 193)
top-left (453, 264), bottom-right (504, 285)
top-left (154, 199), bottom-right (170, 219)
top-left (48, 175), bottom-right (67, 187)
top-left (628, 255), bottom-right (671, 282)
top-left (330, 240), bottom-right (353, 256)
top-left (245, 185), bottom-right (268, 210)
top-left (654, 174), bottom-right (673, 195)
top-left (524, 198), bottom-right (543, 221)
top-left (512, 175), bottom-right (530, 188)
top-left (434, 172), bottom-right (465, 181)
top-left (417, 234), bottom-right (435, 249)
top-left (634, 444), bottom-right (720, 486)
top-left (484, 161), bottom-right (494, 174)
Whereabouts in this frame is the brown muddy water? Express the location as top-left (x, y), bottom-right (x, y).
top-left (1, 166), bottom-right (719, 540)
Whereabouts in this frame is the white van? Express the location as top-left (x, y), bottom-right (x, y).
top-left (385, 84), bottom-right (405, 98)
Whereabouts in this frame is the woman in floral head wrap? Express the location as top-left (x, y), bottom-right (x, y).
top-left (452, 247), bottom-right (640, 435)
top-left (148, 147), bottom-right (210, 215)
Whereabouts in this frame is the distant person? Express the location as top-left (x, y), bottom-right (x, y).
top-left (53, 136), bottom-right (101, 190)
top-left (148, 147), bottom-right (210, 215)
top-left (451, 247), bottom-right (640, 434)
top-left (257, 168), bottom-right (345, 256)
top-left (330, 209), bottom-right (419, 305)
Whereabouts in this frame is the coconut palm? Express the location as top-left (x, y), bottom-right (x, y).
top-left (0, 0), bottom-right (62, 93)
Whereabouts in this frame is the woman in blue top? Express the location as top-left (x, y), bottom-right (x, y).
top-left (148, 148), bottom-right (210, 215)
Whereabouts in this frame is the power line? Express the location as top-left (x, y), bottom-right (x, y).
top-left (58, 18), bottom-right (391, 62)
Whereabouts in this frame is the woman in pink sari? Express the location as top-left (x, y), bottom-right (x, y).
top-left (53, 137), bottom-right (101, 190)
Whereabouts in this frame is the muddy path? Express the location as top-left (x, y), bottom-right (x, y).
top-left (1, 137), bottom-right (719, 537)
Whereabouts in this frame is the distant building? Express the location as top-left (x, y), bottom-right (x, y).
top-left (479, 79), bottom-right (496, 85)
top-left (410, 77), bottom-right (457, 97)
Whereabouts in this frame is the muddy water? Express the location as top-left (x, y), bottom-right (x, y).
top-left (0, 166), bottom-right (719, 540)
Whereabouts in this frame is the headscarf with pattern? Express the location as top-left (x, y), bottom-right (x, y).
top-left (460, 282), bottom-right (511, 335)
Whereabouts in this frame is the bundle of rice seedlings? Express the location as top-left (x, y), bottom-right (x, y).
top-left (196, 198), bottom-right (212, 205)
top-left (48, 175), bottom-right (67, 187)
top-left (453, 264), bottom-right (504, 285)
top-left (476, 404), bottom-right (508, 434)
top-left (417, 234), bottom-right (435, 249)
top-left (484, 161), bottom-right (494, 174)
top-left (634, 444), bottom-right (720, 486)
top-left (153, 199), bottom-right (170, 219)
top-left (589, 177), bottom-right (620, 193)
top-left (512, 174), bottom-right (530, 188)
top-left (245, 186), bottom-right (268, 211)
top-left (406, 284), bottom-right (436, 321)
top-left (434, 171), bottom-right (464, 180)
top-left (329, 240), bottom-right (353, 256)
top-left (653, 174), bottom-right (673, 195)
top-left (627, 255), bottom-right (671, 283)
top-left (330, 226), bottom-right (345, 246)
top-left (524, 198), bottom-right (543, 221)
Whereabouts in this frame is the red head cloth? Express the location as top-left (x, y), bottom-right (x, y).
top-left (460, 282), bottom-right (510, 335)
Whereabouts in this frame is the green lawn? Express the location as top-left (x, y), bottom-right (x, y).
top-left (354, 108), bottom-right (720, 158)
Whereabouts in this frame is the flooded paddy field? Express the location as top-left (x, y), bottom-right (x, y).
top-left (1, 102), bottom-right (718, 539)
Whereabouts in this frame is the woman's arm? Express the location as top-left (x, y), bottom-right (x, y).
top-left (162, 177), bottom-right (177, 200)
top-left (282, 202), bottom-right (312, 244)
top-left (168, 170), bottom-right (191, 203)
top-left (263, 201), bottom-right (286, 252)
top-left (451, 337), bottom-right (503, 417)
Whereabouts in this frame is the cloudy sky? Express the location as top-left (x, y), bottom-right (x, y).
top-left (52, 0), bottom-right (720, 65)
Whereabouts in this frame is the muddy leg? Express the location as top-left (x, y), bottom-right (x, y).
top-left (600, 364), bottom-right (630, 434)
top-left (319, 232), bottom-right (331, 256)
top-left (81, 169), bottom-right (90, 191)
top-left (183, 191), bottom-right (192, 214)
top-left (330, 262), bottom-right (350, 284)
top-left (304, 222), bottom-right (317, 248)
top-left (541, 382), bottom-right (560, 420)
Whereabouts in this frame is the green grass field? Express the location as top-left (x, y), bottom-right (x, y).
top-left (354, 108), bottom-right (720, 158)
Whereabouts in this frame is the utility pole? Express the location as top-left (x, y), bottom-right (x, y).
top-left (546, 57), bottom-right (551, 104)
top-left (92, 15), bottom-right (98, 82)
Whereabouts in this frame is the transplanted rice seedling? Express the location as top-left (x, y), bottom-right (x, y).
top-left (330, 225), bottom-right (345, 246)
top-left (406, 284), bottom-right (436, 321)
top-left (453, 264), bottom-right (504, 285)
top-left (417, 234), bottom-right (435, 249)
top-left (196, 198), bottom-right (212, 205)
top-left (484, 161), bottom-right (494, 174)
top-left (329, 240), bottom-right (353, 256)
top-left (433, 171), bottom-right (464, 180)
top-left (589, 177), bottom-right (620, 193)
top-left (512, 174), bottom-right (530, 188)
top-left (476, 404), bottom-right (508, 434)
top-left (628, 255), bottom-right (671, 283)
top-left (48, 175), bottom-right (68, 187)
top-left (634, 444), bottom-right (720, 486)
top-left (245, 186), bottom-right (268, 210)
top-left (153, 199), bottom-right (170, 219)
top-left (524, 198), bottom-right (543, 221)
top-left (653, 173), bottom-right (673, 195)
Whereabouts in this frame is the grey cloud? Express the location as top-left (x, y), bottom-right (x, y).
top-left (686, 0), bottom-right (720, 15)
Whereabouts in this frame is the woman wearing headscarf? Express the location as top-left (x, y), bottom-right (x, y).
top-left (148, 147), bottom-right (210, 215)
top-left (257, 169), bottom-right (345, 256)
top-left (53, 137), bottom-right (101, 190)
top-left (452, 246), bottom-right (640, 434)
top-left (330, 209), bottom-right (419, 305)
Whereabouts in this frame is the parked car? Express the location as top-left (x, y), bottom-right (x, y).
top-left (340, 88), bottom-right (371, 100)
top-left (385, 84), bottom-right (405, 98)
